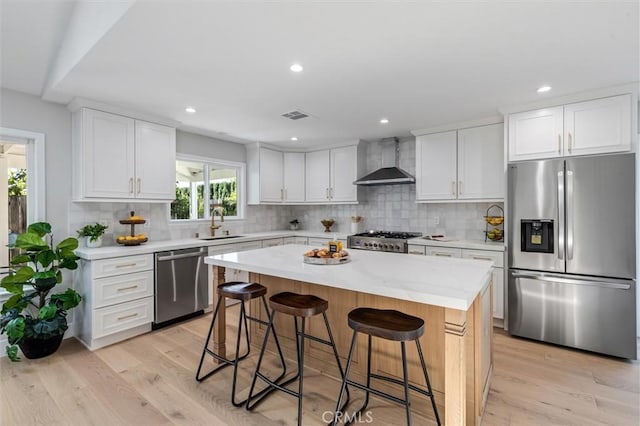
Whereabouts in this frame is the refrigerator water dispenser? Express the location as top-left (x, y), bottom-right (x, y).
top-left (520, 219), bottom-right (554, 253)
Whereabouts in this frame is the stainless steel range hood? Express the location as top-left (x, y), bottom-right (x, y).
top-left (353, 137), bottom-right (415, 186)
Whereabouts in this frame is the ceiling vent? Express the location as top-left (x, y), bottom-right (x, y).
top-left (281, 110), bottom-right (309, 120)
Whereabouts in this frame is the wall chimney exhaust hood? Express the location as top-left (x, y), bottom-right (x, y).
top-left (353, 137), bottom-right (415, 186)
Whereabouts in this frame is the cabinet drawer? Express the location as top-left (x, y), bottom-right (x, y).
top-left (262, 238), bottom-right (284, 247)
top-left (93, 270), bottom-right (154, 309)
top-left (426, 247), bottom-right (462, 258)
top-left (408, 245), bottom-right (426, 255)
top-left (93, 254), bottom-right (153, 278)
top-left (93, 296), bottom-right (153, 338)
top-left (462, 250), bottom-right (504, 267)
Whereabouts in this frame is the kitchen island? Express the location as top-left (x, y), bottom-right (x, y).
top-left (205, 245), bottom-right (494, 425)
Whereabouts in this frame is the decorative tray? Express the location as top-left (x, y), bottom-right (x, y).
top-left (303, 255), bottom-right (350, 265)
top-left (116, 236), bottom-right (148, 246)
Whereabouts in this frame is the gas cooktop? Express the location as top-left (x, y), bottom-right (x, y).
top-left (347, 231), bottom-right (422, 253)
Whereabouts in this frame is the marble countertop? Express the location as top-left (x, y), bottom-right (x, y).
top-left (407, 237), bottom-right (505, 252)
top-left (205, 244), bottom-right (493, 310)
top-left (75, 231), bottom-right (351, 260)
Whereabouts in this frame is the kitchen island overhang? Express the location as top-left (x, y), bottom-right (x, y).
top-left (205, 245), bottom-right (494, 425)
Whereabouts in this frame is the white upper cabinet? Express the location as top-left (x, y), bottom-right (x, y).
top-left (458, 123), bottom-right (504, 200)
top-left (305, 149), bottom-right (331, 202)
top-left (508, 94), bottom-right (632, 162)
top-left (416, 131), bottom-right (457, 201)
top-left (73, 108), bottom-right (176, 201)
top-left (330, 146), bottom-right (358, 202)
top-left (283, 152), bottom-right (305, 202)
top-left (134, 121), bottom-right (177, 200)
top-left (416, 123), bottom-right (504, 202)
top-left (247, 145), bottom-right (306, 204)
top-left (508, 107), bottom-right (563, 161)
top-left (305, 145), bottom-right (361, 204)
top-left (259, 148), bottom-right (285, 202)
top-left (563, 95), bottom-right (631, 157)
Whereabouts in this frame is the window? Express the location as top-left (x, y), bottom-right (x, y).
top-left (171, 155), bottom-right (245, 221)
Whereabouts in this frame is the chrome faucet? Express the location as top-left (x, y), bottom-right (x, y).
top-left (210, 206), bottom-right (224, 236)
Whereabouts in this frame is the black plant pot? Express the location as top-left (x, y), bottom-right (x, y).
top-left (18, 334), bottom-right (64, 359)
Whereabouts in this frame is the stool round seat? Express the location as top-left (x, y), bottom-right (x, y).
top-left (218, 281), bottom-right (267, 301)
top-left (348, 307), bottom-right (425, 341)
top-left (269, 292), bottom-right (328, 317)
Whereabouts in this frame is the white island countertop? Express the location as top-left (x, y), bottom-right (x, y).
top-left (205, 244), bottom-right (493, 311)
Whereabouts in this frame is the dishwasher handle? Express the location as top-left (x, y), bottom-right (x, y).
top-left (511, 272), bottom-right (631, 290)
top-left (156, 251), bottom-right (206, 262)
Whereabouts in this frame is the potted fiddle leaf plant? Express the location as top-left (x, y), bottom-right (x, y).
top-left (0, 222), bottom-right (81, 361)
top-left (77, 222), bottom-right (108, 248)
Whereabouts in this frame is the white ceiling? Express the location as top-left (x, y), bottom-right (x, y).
top-left (1, 1), bottom-right (638, 148)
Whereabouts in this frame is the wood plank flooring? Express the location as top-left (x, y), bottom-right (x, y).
top-left (1, 305), bottom-right (638, 425)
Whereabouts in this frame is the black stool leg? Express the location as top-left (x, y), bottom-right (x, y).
top-left (416, 339), bottom-right (441, 426)
top-left (230, 301), bottom-right (250, 406)
top-left (322, 312), bottom-right (351, 414)
top-left (296, 317), bottom-right (306, 426)
top-left (245, 305), bottom-right (289, 410)
top-left (195, 295), bottom-right (230, 382)
top-left (400, 341), bottom-right (412, 425)
top-left (331, 329), bottom-right (357, 425)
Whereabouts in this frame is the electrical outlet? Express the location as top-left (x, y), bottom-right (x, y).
top-left (434, 216), bottom-right (440, 226)
top-left (144, 219), bottom-right (151, 229)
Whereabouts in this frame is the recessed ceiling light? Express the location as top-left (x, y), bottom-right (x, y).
top-left (290, 137), bottom-right (298, 141)
top-left (185, 106), bottom-right (196, 113)
top-left (380, 118), bottom-right (389, 124)
top-left (290, 63), bottom-right (303, 73)
top-left (537, 86), bottom-right (552, 93)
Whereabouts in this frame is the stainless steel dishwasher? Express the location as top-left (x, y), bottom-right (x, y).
top-left (154, 246), bottom-right (208, 328)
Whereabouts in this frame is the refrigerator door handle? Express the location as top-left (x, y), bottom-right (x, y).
top-left (557, 171), bottom-right (565, 260)
top-left (511, 272), bottom-right (631, 290)
top-left (566, 170), bottom-right (574, 260)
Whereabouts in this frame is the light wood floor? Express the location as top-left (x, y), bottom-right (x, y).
top-left (1, 305), bottom-right (639, 426)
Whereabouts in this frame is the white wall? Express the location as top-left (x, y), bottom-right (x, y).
top-left (0, 88), bottom-right (71, 238)
top-left (176, 130), bottom-right (245, 163)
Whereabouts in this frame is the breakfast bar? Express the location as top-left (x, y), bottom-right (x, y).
top-left (205, 244), bottom-right (494, 425)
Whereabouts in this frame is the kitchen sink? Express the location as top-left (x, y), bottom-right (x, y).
top-left (199, 235), bottom-right (244, 240)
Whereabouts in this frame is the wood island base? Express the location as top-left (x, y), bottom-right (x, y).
top-left (210, 265), bottom-right (492, 426)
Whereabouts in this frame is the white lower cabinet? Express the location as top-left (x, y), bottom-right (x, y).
top-left (261, 238), bottom-right (284, 247)
top-left (407, 244), bottom-right (505, 321)
top-left (284, 236), bottom-right (308, 245)
top-left (74, 254), bottom-right (155, 350)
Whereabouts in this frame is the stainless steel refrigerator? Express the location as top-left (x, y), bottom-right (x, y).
top-left (508, 153), bottom-right (637, 359)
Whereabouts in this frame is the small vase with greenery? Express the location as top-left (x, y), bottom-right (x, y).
top-left (77, 222), bottom-right (108, 248)
top-left (0, 222), bottom-right (81, 361)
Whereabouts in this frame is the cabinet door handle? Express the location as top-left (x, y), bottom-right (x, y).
top-left (115, 263), bottom-right (137, 269)
top-left (117, 313), bottom-right (139, 321)
top-left (451, 181), bottom-right (456, 195)
top-left (472, 256), bottom-right (493, 261)
top-left (330, 187), bottom-right (333, 199)
top-left (129, 178), bottom-right (134, 194)
top-left (137, 178), bottom-right (141, 194)
top-left (326, 188), bottom-right (330, 199)
top-left (557, 135), bottom-right (561, 154)
top-left (117, 285), bottom-right (139, 292)
top-left (568, 132), bottom-right (572, 153)
top-left (458, 181), bottom-right (463, 194)
top-left (434, 253), bottom-right (452, 257)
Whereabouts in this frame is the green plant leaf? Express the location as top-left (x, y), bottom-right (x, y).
top-left (39, 304), bottom-right (58, 320)
top-left (6, 345), bottom-right (19, 361)
top-left (56, 237), bottom-right (79, 252)
top-left (56, 270), bottom-right (62, 283)
top-left (37, 250), bottom-right (56, 268)
top-left (1, 266), bottom-right (34, 284)
top-left (0, 282), bottom-right (24, 295)
top-left (10, 254), bottom-right (30, 264)
top-left (51, 289), bottom-right (81, 310)
top-left (27, 222), bottom-right (51, 237)
top-left (58, 258), bottom-right (78, 271)
top-left (33, 320), bottom-right (56, 335)
top-left (34, 270), bottom-right (56, 281)
top-left (15, 232), bottom-right (48, 251)
top-left (6, 316), bottom-right (25, 341)
top-left (33, 276), bottom-right (57, 292)
top-left (2, 294), bottom-right (26, 313)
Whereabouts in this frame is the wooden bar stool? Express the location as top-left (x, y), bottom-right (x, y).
top-left (195, 282), bottom-right (286, 407)
top-left (332, 307), bottom-right (441, 426)
top-left (246, 291), bottom-right (350, 426)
